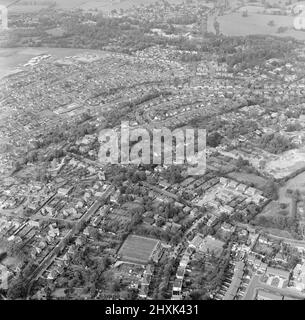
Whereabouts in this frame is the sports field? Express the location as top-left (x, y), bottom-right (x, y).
top-left (118, 235), bottom-right (160, 265)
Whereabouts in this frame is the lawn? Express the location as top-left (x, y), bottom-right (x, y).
top-left (258, 201), bottom-right (287, 219)
top-left (118, 235), bottom-right (160, 265)
top-left (253, 242), bottom-right (274, 256)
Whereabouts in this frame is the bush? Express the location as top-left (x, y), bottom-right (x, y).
top-left (278, 210), bottom-right (289, 216)
top-left (277, 26), bottom-right (288, 33)
top-left (259, 132), bottom-right (294, 154)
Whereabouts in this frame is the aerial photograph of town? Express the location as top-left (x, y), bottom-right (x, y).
top-left (1, 0), bottom-right (305, 305)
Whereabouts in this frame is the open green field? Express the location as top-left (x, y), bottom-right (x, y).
top-left (0, 0), bottom-right (13, 6)
top-left (259, 193), bottom-right (296, 220)
top-left (118, 235), bottom-right (159, 265)
top-left (264, 227), bottom-right (294, 238)
top-left (216, 12), bottom-right (305, 40)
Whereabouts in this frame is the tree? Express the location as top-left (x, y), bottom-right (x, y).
top-left (89, 284), bottom-right (96, 298)
top-left (172, 214), bottom-right (180, 224)
top-left (0, 252), bottom-right (7, 262)
top-left (277, 26), bottom-right (288, 33)
top-left (214, 19), bottom-right (220, 35)
top-left (89, 227), bottom-right (99, 240)
top-left (207, 132), bottom-right (223, 148)
top-left (111, 279), bottom-right (121, 292)
top-left (13, 161), bottom-right (23, 173)
top-left (262, 180), bottom-right (279, 200)
top-left (7, 277), bottom-right (28, 299)
top-left (286, 122), bottom-right (302, 132)
top-left (162, 166), bottom-right (183, 184)
top-left (236, 156), bottom-right (250, 169)
top-left (189, 289), bottom-right (208, 300)
top-left (156, 216), bottom-right (166, 227)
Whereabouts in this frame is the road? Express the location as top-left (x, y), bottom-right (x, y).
top-left (243, 274), bottom-right (305, 300)
top-left (267, 233), bottom-right (305, 248)
top-left (143, 181), bottom-right (305, 300)
top-left (141, 181), bottom-right (198, 209)
top-left (26, 185), bottom-right (114, 297)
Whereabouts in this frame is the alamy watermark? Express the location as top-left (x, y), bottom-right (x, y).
top-left (0, 5), bottom-right (8, 30)
top-left (98, 122), bottom-right (206, 176)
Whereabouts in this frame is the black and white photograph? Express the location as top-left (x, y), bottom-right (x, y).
top-left (1, 0), bottom-right (305, 306)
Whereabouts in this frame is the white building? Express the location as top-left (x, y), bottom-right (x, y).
top-left (293, 262), bottom-right (305, 291)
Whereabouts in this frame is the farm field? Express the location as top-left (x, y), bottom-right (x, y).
top-left (216, 12), bottom-right (305, 40)
top-left (118, 235), bottom-right (160, 265)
